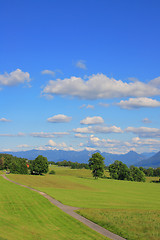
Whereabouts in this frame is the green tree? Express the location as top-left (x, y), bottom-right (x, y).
top-left (9, 157), bottom-right (28, 174)
top-left (30, 155), bottom-right (49, 175)
top-left (108, 160), bottom-right (130, 180)
top-left (88, 152), bottom-right (105, 179)
top-left (130, 166), bottom-right (146, 182)
top-left (0, 156), bottom-right (4, 170)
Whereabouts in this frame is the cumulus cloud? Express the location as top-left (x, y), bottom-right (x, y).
top-left (80, 116), bottom-right (104, 125)
top-left (75, 60), bottom-right (87, 69)
top-left (125, 127), bottom-right (160, 138)
top-left (142, 118), bottom-right (152, 123)
top-left (75, 133), bottom-right (88, 138)
top-left (117, 97), bottom-right (160, 109)
top-left (0, 118), bottom-right (11, 122)
top-left (0, 69), bottom-right (31, 87)
top-left (42, 74), bottom-right (160, 100)
top-left (73, 125), bottom-right (123, 134)
top-left (30, 132), bottom-right (69, 138)
top-left (47, 114), bottom-right (72, 123)
top-left (80, 104), bottom-right (94, 109)
top-left (41, 70), bottom-right (55, 76)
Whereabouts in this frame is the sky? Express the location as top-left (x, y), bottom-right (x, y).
top-left (0, 0), bottom-right (160, 154)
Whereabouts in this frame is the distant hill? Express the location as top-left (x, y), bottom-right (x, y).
top-left (1, 149), bottom-right (150, 167)
top-left (136, 151), bottom-right (160, 168)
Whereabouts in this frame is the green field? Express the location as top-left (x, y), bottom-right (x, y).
top-left (5, 166), bottom-right (160, 240)
top-left (0, 176), bottom-right (108, 240)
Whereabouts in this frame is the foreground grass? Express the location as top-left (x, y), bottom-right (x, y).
top-left (7, 167), bottom-right (160, 240)
top-left (77, 209), bottom-right (160, 240)
top-left (0, 176), bottom-right (107, 240)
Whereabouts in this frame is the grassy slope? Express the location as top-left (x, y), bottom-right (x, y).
top-left (0, 176), bottom-right (107, 240)
top-left (7, 167), bottom-right (160, 240)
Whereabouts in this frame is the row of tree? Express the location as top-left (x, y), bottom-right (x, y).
top-left (0, 154), bottom-right (49, 175)
top-left (52, 160), bottom-right (90, 169)
top-left (108, 161), bottom-right (146, 182)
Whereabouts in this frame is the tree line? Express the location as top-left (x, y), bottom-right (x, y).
top-left (0, 154), bottom-right (48, 175)
top-left (0, 153), bottom-right (160, 182)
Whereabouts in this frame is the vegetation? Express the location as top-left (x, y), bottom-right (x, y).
top-left (89, 152), bottom-right (105, 179)
top-left (53, 160), bottom-right (89, 169)
top-left (109, 161), bottom-right (146, 182)
top-left (30, 155), bottom-right (49, 175)
top-left (0, 154), bottom-right (29, 174)
top-left (7, 168), bottom-right (160, 240)
top-left (0, 176), bottom-right (107, 240)
top-left (49, 169), bottom-right (56, 175)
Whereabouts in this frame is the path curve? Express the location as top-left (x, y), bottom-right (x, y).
top-left (1, 175), bottom-right (126, 240)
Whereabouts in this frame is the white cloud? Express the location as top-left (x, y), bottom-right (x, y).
top-left (73, 125), bottom-right (123, 134)
top-left (41, 70), bottom-right (55, 76)
top-left (30, 132), bottom-right (69, 138)
top-left (125, 126), bottom-right (160, 138)
top-left (47, 114), bottom-right (72, 123)
top-left (80, 104), bottom-right (94, 109)
top-left (80, 116), bottom-right (104, 125)
top-left (75, 60), bottom-right (87, 69)
top-left (75, 133), bottom-right (88, 138)
top-left (42, 74), bottom-right (160, 100)
top-left (117, 97), bottom-right (160, 109)
top-left (142, 118), bottom-right (152, 123)
top-left (17, 144), bottom-right (30, 148)
top-left (0, 132), bottom-right (25, 137)
top-left (0, 118), bottom-right (11, 122)
top-left (0, 69), bottom-right (31, 87)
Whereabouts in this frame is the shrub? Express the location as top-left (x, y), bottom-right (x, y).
top-left (49, 170), bottom-right (55, 175)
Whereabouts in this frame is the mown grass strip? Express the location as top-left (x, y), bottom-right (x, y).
top-left (0, 176), bottom-right (108, 240)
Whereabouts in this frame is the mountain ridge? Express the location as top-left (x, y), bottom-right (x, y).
top-left (2, 149), bottom-right (159, 167)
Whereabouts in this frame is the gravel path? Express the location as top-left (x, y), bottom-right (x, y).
top-left (2, 175), bottom-right (126, 240)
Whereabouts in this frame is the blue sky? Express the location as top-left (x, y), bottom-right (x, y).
top-left (1, 0), bottom-right (160, 154)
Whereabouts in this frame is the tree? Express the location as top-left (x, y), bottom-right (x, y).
top-left (88, 152), bottom-right (105, 179)
top-left (108, 160), bottom-right (130, 180)
top-left (130, 166), bottom-right (146, 182)
top-left (0, 156), bottom-right (4, 170)
top-left (30, 155), bottom-right (49, 175)
top-left (9, 157), bottom-right (28, 174)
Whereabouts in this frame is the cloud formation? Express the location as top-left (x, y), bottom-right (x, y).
top-left (117, 97), bottom-right (160, 109)
top-left (73, 125), bottom-right (123, 134)
top-left (0, 118), bottom-right (11, 122)
top-left (30, 132), bottom-right (69, 138)
top-left (80, 116), bottom-right (104, 125)
top-left (142, 118), bottom-right (152, 123)
top-left (75, 60), bottom-right (87, 69)
top-left (42, 74), bottom-right (160, 100)
top-left (41, 70), bottom-right (55, 76)
top-left (0, 69), bottom-right (31, 87)
top-left (47, 114), bottom-right (72, 123)
top-left (125, 127), bottom-right (160, 138)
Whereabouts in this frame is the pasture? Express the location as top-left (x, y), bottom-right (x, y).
top-left (0, 176), bottom-right (108, 240)
top-left (7, 166), bottom-right (160, 240)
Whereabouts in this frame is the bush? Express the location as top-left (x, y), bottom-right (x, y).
top-left (49, 170), bottom-right (55, 175)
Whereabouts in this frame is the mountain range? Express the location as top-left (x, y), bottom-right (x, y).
top-left (1, 149), bottom-right (160, 168)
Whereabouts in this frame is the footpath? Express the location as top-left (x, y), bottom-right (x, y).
top-left (2, 175), bottom-right (126, 240)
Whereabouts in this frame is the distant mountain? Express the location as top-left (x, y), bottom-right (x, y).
top-left (136, 151), bottom-right (160, 168)
top-left (1, 149), bottom-right (149, 167)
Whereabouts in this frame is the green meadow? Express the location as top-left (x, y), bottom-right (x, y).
top-left (7, 166), bottom-right (160, 240)
top-left (0, 176), bottom-right (108, 240)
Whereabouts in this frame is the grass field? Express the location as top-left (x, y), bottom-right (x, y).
top-left (0, 176), bottom-right (108, 240)
top-left (6, 166), bottom-right (160, 240)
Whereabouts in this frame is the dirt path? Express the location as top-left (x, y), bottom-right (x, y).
top-left (1, 175), bottom-right (126, 240)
